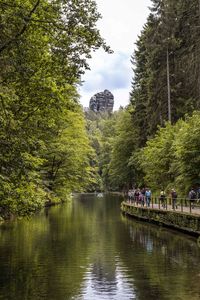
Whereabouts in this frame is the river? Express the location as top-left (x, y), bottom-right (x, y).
top-left (0, 193), bottom-right (200, 300)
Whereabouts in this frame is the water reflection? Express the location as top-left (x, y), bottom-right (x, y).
top-left (0, 194), bottom-right (199, 300)
top-left (79, 262), bottom-right (135, 300)
top-left (119, 215), bottom-right (200, 300)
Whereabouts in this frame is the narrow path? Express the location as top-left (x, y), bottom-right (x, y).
top-left (125, 201), bottom-right (200, 216)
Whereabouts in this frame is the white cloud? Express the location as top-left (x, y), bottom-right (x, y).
top-left (96, 0), bottom-right (151, 52)
top-left (79, 0), bottom-right (151, 110)
top-left (82, 52), bottom-right (131, 93)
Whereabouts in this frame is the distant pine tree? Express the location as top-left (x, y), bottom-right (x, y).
top-left (130, 0), bottom-right (200, 146)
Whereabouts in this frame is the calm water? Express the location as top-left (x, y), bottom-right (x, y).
top-left (0, 193), bottom-right (200, 300)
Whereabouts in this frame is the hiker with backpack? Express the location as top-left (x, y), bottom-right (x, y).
top-left (188, 188), bottom-right (197, 209)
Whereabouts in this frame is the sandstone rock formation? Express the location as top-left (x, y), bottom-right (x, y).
top-left (89, 90), bottom-right (114, 112)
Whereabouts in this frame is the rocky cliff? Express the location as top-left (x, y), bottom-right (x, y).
top-left (89, 90), bottom-right (114, 112)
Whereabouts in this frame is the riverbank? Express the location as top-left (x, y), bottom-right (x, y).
top-left (121, 201), bottom-right (200, 237)
top-left (0, 194), bottom-right (72, 223)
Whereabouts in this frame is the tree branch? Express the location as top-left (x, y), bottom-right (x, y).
top-left (0, 0), bottom-right (41, 53)
top-left (0, 1), bottom-right (23, 9)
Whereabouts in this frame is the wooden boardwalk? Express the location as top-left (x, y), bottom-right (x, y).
top-left (125, 200), bottom-right (200, 216)
top-left (122, 201), bottom-right (200, 236)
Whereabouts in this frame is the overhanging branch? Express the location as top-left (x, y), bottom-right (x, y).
top-left (0, 0), bottom-right (41, 53)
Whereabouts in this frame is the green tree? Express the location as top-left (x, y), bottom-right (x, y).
top-left (0, 0), bottom-right (110, 216)
top-left (173, 112), bottom-right (200, 193)
top-left (137, 122), bottom-right (179, 191)
top-left (136, 112), bottom-right (200, 195)
top-left (109, 108), bottom-right (137, 190)
top-left (130, 0), bottom-right (200, 145)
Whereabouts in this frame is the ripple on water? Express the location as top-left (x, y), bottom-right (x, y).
top-left (77, 261), bottom-right (136, 300)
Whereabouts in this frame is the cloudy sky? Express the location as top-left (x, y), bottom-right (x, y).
top-left (79, 0), bottom-right (151, 110)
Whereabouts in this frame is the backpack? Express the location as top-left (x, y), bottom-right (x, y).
top-left (172, 191), bottom-right (177, 198)
top-left (190, 190), bottom-right (196, 200)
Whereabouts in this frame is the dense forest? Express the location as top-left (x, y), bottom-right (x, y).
top-left (86, 0), bottom-right (200, 196)
top-left (128, 0), bottom-right (200, 194)
top-left (0, 0), bottom-right (111, 218)
top-left (0, 0), bottom-right (200, 219)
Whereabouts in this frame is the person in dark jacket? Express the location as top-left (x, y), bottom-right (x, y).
top-left (159, 190), bottom-right (166, 208)
top-left (171, 189), bottom-right (177, 209)
top-left (188, 188), bottom-right (196, 209)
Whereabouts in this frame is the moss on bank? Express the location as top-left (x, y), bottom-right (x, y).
top-left (0, 192), bottom-right (72, 222)
top-left (121, 202), bottom-right (200, 237)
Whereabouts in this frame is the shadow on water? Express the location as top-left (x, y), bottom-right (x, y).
top-left (0, 193), bottom-right (200, 300)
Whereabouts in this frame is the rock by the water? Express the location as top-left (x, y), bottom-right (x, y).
top-left (89, 90), bottom-right (114, 112)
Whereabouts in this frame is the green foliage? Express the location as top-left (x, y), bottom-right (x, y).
top-left (85, 111), bottom-right (117, 191)
top-left (108, 108), bottom-right (137, 190)
top-left (122, 202), bottom-right (200, 234)
top-left (130, 0), bottom-right (200, 146)
top-left (43, 109), bottom-right (96, 196)
top-left (84, 1), bottom-right (200, 196)
top-left (172, 112), bottom-right (200, 192)
top-left (137, 112), bottom-right (200, 195)
top-left (108, 0), bottom-right (200, 194)
top-left (138, 122), bottom-right (178, 190)
top-left (0, 0), bottom-right (109, 217)
top-left (85, 109), bottom-right (137, 191)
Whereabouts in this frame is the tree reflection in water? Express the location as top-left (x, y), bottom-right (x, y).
top-left (0, 194), bottom-right (199, 300)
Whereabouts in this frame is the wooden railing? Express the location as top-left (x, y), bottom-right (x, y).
top-left (125, 197), bottom-right (200, 215)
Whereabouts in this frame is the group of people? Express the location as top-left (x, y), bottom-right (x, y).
top-left (159, 189), bottom-right (177, 209)
top-left (127, 187), bottom-right (200, 210)
top-left (127, 188), bottom-right (152, 207)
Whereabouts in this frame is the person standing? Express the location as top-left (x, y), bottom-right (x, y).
top-left (134, 188), bottom-right (140, 205)
top-left (145, 188), bottom-right (152, 207)
top-left (141, 188), bottom-right (146, 206)
top-left (188, 188), bottom-right (196, 209)
top-left (159, 190), bottom-right (166, 208)
top-left (128, 190), bottom-right (132, 203)
top-left (171, 189), bottom-right (177, 209)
